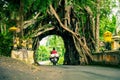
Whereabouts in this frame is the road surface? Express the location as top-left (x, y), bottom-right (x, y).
top-left (45, 65), bottom-right (120, 80)
top-left (0, 57), bottom-right (120, 80)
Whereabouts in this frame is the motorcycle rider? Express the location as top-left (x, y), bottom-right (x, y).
top-left (50, 47), bottom-right (59, 65)
top-left (51, 47), bottom-right (57, 54)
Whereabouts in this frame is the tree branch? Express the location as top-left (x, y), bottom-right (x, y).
top-left (84, 6), bottom-right (93, 16)
top-left (23, 12), bottom-right (40, 29)
top-left (33, 27), bottom-right (55, 37)
top-left (49, 4), bottom-right (78, 36)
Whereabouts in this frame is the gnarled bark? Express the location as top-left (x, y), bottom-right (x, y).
top-left (49, 4), bottom-right (93, 64)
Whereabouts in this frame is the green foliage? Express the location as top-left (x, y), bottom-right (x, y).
top-left (31, 0), bottom-right (51, 13)
top-left (73, 0), bottom-right (117, 40)
top-left (0, 30), bottom-right (13, 56)
top-left (99, 0), bottom-right (117, 40)
top-left (58, 57), bottom-right (64, 65)
top-left (100, 15), bottom-right (116, 40)
top-left (100, 0), bottom-right (117, 17)
top-left (36, 46), bottom-right (50, 61)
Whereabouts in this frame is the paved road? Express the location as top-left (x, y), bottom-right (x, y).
top-left (2, 56), bottom-right (119, 80)
top-left (48, 65), bottom-right (120, 80)
top-left (1, 61), bottom-right (120, 80)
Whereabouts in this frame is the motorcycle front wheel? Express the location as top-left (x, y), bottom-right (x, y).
top-left (53, 62), bottom-right (56, 65)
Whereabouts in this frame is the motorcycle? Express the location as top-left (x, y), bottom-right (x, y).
top-left (50, 53), bottom-right (59, 65)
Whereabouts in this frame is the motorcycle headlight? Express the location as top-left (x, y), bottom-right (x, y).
top-left (51, 54), bottom-right (55, 57)
top-left (55, 54), bottom-right (59, 57)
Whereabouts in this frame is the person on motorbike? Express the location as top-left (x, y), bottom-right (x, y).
top-left (50, 47), bottom-right (59, 65)
top-left (50, 47), bottom-right (59, 57)
top-left (51, 47), bottom-right (57, 54)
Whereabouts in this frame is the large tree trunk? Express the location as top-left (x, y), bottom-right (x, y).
top-left (95, 0), bottom-right (100, 52)
top-left (16, 0), bottom-right (24, 38)
top-left (62, 32), bottom-right (80, 65)
top-left (49, 0), bottom-right (93, 64)
top-left (63, 0), bottom-right (79, 65)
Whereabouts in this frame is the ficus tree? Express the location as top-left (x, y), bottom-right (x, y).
top-left (0, 0), bottom-right (118, 64)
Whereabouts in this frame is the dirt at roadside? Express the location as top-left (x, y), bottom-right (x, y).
top-left (0, 56), bottom-right (63, 80)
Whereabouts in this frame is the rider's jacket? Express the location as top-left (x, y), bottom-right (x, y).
top-left (51, 50), bottom-right (57, 54)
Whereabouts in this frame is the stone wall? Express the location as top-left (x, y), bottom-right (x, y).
top-left (92, 50), bottom-right (120, 65)
top-left (11, 49), bottom-right (34, 64)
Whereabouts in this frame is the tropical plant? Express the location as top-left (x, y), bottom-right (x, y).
top-left (36, 46), bottom-right (50, 61)
top-left (0, 26), bottom-right (13, 56)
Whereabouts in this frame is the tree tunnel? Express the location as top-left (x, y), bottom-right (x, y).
top-left (31, 0), bottom-right (94, 65)
top-left (33, 27), bottom-right (80, 65)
